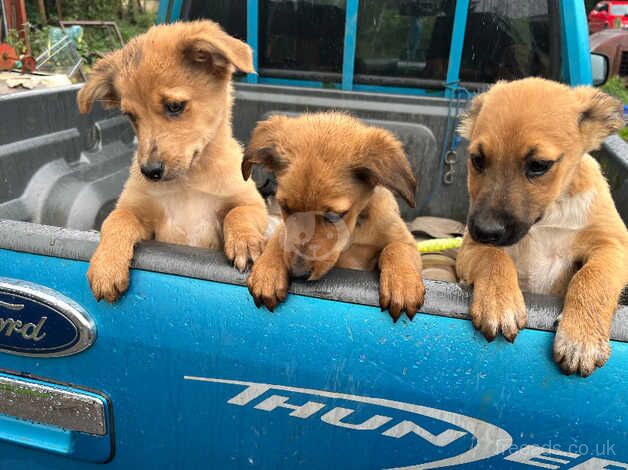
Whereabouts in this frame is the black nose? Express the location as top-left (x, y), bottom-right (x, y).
top-left (140, 161), bottom-right (165, 181)
top-left (469, 215), bottom-right (507, 245)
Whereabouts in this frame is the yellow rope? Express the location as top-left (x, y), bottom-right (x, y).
top-left (416, 237), bottom-right (463, 253)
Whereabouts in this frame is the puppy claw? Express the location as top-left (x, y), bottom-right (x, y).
top-left (247, 258), bottom-right (289, 312)
top-left (224, 229), bottom-right (265, 273)
top-left (553, 318), bottom-right (611, 377)
top-left (470, 279), bottom-right (526, 343)
top-left (87, 251), bottom-right (130, 303)
top-left (379, 266), bottom-right (424, 323)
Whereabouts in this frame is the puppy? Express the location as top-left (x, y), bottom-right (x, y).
top-left (456, 77), bottom-right (628, 376)
top-left (78, 21), bottom-right (267, 301)
top-left (242, 112), bottom-right (425, 321)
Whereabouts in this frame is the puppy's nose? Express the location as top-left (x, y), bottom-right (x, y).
top-left (469, 216), bottom-right (507, 245)
top-left (140, 161), bottom-right (165, 181)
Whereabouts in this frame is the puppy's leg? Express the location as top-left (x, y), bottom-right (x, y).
top-left (87, 207), bottom-right (151, 302)
top-left (554, 244), bottom-right (627, 377)
top-left (378, 241), bottom-right (425, 322)
top-left (246, 226), bottom-right (289, 311)
top-left (456, 234), bottom-right (527, 342)
top-left (223, 204), bottom-right (267, 272)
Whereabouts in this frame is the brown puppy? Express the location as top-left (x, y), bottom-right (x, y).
top-left (78, 21), bottom-right (267, 302)
top-left (456, 77), bottom-right (628, 376)
top-left (242, 112), bottom-right (425, 321)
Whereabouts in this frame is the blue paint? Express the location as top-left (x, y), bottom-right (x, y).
top-left (0, 372), bottom-right (112, 463)
top-left (561, 0), bottom-right (593, 85)
top-left (353, 84), bottom-right (443, 97)
top-left (0, 415), bottom-right (70, 454)
top-left (246, 0), bottom-right (259, 84)
top-left (169, 0), bottom-right (184, 22)
top-left (258, 77), bottom-right (339, 89)
top-left (444, 0), bottom-right (470, 98)
top-left (341, 0), bottom-right (359, 91)
top-left (155, 0), bottom-right (169, 24)
top-left (0, 249), bottom-right (626, 468)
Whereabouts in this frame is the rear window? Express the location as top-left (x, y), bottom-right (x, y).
top-left (259, 0), bottom-right (346, 79)
top-left (354, 0), bottom-right (455, 86)
top-left (459, 0), bottom-right (560, 84)
top-left (185, 1), bottom-right (247, 41)
top-left (610, 4), bottom-right (628, 15)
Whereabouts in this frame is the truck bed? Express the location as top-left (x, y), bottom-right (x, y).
top-left (0, 85), bottom-right (626, 469)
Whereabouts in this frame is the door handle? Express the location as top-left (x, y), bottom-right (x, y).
top-left (0, 373), bottom-right (113, 462)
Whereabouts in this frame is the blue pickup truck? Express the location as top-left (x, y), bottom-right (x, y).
top-left (0, 1), bottom-right (626, 469)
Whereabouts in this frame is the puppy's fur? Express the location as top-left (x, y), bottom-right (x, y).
top-left (78, 21), bottom-right (267, 302)
top-left (456, 77), bottom-right (628, 376)
top-left (243, 113), bottom-right (424, 320)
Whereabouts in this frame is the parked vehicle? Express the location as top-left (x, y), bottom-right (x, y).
top-left (590, 28), bottom-right (628, 76)
top-left (588, 0), bottom-right (628, 33)
top-left (0, 1), bottom-right (626, 469)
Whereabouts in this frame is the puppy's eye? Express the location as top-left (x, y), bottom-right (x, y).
top-left (323, 211), bottom-right (347, 224)
top-left (164, 101), bottom-right (187, 117)
top-left (470, 153), bottom-right (486, 173)
top-left (526, 159), bottom-right (554, 179)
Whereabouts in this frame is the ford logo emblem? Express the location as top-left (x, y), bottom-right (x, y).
top-left (0, 277), bottom-right (96, 357)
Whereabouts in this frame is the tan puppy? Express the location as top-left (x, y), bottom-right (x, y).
top-left (456, 77), bottom-right (628, 376)
top-left (242, 112), bottom-right (425, 321)
top-left (78, 21), bottom-right (267, 302)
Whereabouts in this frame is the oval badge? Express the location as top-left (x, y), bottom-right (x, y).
top-left (0, 277), bottom-right (96, 357)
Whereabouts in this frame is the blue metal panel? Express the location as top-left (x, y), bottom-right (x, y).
top-left (155, 0), bottom-right (169, 24)
top-left (0, 249), bottom-right (627, 468)
top-left (169, 0), bottom-right (184, 22)
top-left (246, 0), bottom-right (259, 84)
top-left (444, 0), bottom-right (470, 98)
top-left (341, 0), bottom-right (359, 91)
top-left (353, 84), bottom-right (444, 97)
top-left (258, 77), bottom-right (339, 89)
top-left (155, 0), bottom-right (183, 24)
top-left (560, 0), bottom-right (593, 85)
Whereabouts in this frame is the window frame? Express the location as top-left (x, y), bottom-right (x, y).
top-left (158, 0), bottom-right (590, 95)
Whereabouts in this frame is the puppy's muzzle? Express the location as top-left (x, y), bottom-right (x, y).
top-left (140, 161), bottom-right (165, 181)
top-left (468, 211), bottom-right (529, 247)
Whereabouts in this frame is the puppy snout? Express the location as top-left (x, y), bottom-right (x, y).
top-left (140, 161), bottom-right (165, 181)
top-left (469, 214), bottom-right (508, 246)
top-left (290, 254), bottom-right (312, 278)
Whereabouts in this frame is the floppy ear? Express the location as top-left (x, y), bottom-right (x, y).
top-left (76, 55), bottom-right (118, 114)
top-left (242, 116), bottom-right (289, 180)
top-left (354, 128), bottom-right (417, 208)
top-left (574, 86), bottom-right (624, 152)
top-left (181, 22), bottom-right (255, 74)
top-left (457, 91), bottom-right (486, 140)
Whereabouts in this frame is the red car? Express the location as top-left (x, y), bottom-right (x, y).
top-left (589, 1), bottom-right (628, 33)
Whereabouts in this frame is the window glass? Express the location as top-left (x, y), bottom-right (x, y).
top-left (610, 4), bottom-right (628, 15)
top-left (459, 0), bottom-right (559, 83)
top-left (259, 0), bottom-right (346, 77)
top-left (185, 0), bottom-right (247, 41)
top-left (354, 0), bottom-right (456, 86)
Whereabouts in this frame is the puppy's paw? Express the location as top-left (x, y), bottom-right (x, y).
top-left (470, 279), bottom-right (527, 342)
top-left (379, 266), bottom-right (425, 322)
top-left (247, 259), bottom-right (289, 311)
top-left (224, 228), bottom-right (265, 272)
top-left (554, 316), bottom-right (611, 377)
top-left (87, 250), bottom-right (130, 303)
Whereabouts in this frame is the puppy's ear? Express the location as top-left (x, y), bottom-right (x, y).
top-left (242, 116), bottom-right (290, 180)
top-left (77, 55), bottom-right (118, 114)
top-left (181, 22), bottom-right (255, 74)
top-left (574, 87), bottom-right (624, 152)
top-left (457, 92), bottom-right (486, 140)
top-left (354, 128), bottom-right (417, 208)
